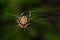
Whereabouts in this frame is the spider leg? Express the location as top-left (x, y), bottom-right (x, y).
top-left (18, 24), bottom-right (24, 28)
top-left (21, 12), bottom-right (24, 15)
top-left (16, 20), bottom-right (20, 24)
top-left (29, 11), bottom-right (31, 17)
top-left (24, 23), bottom-right (31, 28)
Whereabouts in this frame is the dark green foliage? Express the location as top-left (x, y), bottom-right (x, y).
top-left (0, 0), bottom-right (60, 40)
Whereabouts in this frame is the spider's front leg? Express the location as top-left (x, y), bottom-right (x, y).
top-left (24, 23), bottom-right (31, 28)
top-left (18, 23), bottom-right (24, 28)
top-left (16, 20), bottom-right (21, 29)
top-left (16, 20), bottom-right (20, 24)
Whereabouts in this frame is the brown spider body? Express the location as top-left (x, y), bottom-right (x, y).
top-left (16, 12), bottom-right (31, 29)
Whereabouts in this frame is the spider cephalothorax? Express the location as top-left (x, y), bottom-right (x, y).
top-left (16, 11), bottom-right (31, 29)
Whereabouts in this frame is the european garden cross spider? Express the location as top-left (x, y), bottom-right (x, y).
top-left (16, 11), bottom-right (31, 29)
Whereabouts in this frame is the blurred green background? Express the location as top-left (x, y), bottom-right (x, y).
top-left (0, 0), bottom-right (60, 40)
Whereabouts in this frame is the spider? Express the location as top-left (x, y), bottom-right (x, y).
top-left (16, 11), bottom-right (31, 29)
